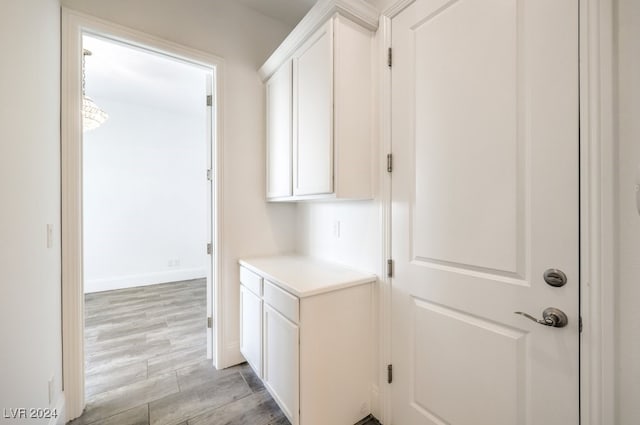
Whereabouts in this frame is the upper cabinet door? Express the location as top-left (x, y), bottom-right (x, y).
top-left (293, 21), bottom-right (333, 196)
top-left (266, 61), bottom-right (293, 199)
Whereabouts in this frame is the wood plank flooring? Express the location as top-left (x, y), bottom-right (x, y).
top-left (70, 279), bottom-right (289, 425)
top-left (70, 279), bottom-right (381, 425)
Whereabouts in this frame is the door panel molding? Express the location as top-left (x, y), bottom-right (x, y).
top-left (409, 297), bottom-right (527, 425)
top-left (408, 0), bottom-right (526, 277)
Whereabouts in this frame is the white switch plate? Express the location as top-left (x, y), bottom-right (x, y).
top-left (333, 220), bottom-right (341, 238)
top-left (46, 224), bottom-right (53, 248)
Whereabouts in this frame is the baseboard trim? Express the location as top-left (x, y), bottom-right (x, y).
top-left (51, 392), bottom-right (66, 425)
top-left (370, 383), bottom-right (380, 420)
top-left (219, 341), bottom-right (245, 369)
top-left (84, 268), bottom-right (206, 293)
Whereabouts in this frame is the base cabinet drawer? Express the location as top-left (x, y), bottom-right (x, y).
top-left (264, 279), bottom-right (299, 323)
top-left (240, 266), bottom-right (263, 296)
top-left (263, 303), bottom-right (299, 425)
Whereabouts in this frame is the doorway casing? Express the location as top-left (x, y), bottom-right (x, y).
top-left (61, 8), bottom-right (225, 421)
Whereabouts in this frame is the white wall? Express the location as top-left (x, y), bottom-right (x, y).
top-left (83, 98), bottom-right (208, 293)
top-left (82, 35), bottom-right (210, 293)
top-left (0, 0), bottom-right (64, 420)
top-left (616, 0), bottom-right (639, 423)
top-left (61, 0), bottom-right (298, 367)
top-left (296, 202), bottom-right (381, 273)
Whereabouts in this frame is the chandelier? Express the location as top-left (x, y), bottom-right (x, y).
top-left (82, 49), bottom-right (108, 132)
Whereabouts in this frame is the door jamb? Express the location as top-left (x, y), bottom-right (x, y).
top-left (377, 0), bottom-right (617, 424)
top-left (61, 8), bottom-right (225, 421)
top-left (578, 0), bottom-right (616, 424)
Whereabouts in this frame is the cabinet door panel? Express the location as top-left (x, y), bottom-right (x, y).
top-left (266, 61), bottom-right (293, 199)
top-left (263, 303), bottom-right (299, 425)
top-left (240, 285), bottom-right (262, 377)
top-left (293, 21), bottom-right (333, 196)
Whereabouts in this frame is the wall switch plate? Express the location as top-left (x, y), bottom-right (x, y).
top-left (46, 224), bottom-right (53, 248)
top-left (333, 220), bottom-right (341, 238)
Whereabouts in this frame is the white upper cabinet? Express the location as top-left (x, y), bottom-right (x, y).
top-left (260, 0), bottom-right (378, 201)
top-left (293, 22), bottom-right (333, 196)
top-left (266, 61), bottom-right (293, 199)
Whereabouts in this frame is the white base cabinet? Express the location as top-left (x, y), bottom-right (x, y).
top-left (239, 257), bottom-right (376, 425)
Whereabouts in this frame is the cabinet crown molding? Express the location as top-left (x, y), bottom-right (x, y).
top-left (258, 0), bottom-right (379, 81)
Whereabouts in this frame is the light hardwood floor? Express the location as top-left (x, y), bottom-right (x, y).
top-left (70, 279), bottom-right (289, 425)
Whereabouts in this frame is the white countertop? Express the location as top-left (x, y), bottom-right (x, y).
top-left (238, 255), bottom-right (377, 298)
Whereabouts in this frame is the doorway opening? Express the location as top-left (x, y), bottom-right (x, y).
top-left (62, 10), bottom-right (225, 420)
top-left (80, 33), bottom-right (213, 406)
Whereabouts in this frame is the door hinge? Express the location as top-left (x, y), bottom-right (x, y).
top-left (387, 259), bottom-right (394, 278)
top-left (387, 153), bottom-right (393, 172)
top-left (206, 169), bottom-right (212, 181)
top-left (206, 95), bottom-right (213, 106)
top-left (387, 47), bottom-right (392, 67)
top-left (207, 317), bottom-right (213, 328)
top-left (387, 364), bottom-right (393, 384)
top-left (579, 316), bottom-right (583, 333)
top-left (207, 243), bottom-right (212, 255)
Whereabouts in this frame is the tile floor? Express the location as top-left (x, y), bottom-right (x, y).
top-left (69, 279), bottom-right (380, 425)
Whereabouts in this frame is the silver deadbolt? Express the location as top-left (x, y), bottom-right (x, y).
top-left (543, 269), bottom-right (567, 287)
top-left (514, 308), bottom-right (569, 328)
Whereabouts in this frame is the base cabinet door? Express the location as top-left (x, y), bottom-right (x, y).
top-left (263, 303), bottom-right (299, 425)
top-left (239, 285), bottom-right (262, 377)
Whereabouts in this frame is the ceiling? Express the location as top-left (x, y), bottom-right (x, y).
top-left (235, 0), bottom-right (317, 27)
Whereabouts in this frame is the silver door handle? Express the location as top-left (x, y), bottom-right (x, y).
top-left (514, 308), bottom-right (568, 328)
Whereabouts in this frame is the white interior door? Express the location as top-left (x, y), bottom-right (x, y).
top-left (390, 0), bottom-right (579, 424)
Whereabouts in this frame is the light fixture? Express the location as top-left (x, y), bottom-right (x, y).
top-left (82, 49), bottom-right (108, 132)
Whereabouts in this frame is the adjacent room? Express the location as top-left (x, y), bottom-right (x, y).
top-left (78, 35), bottom-right (280, 424)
